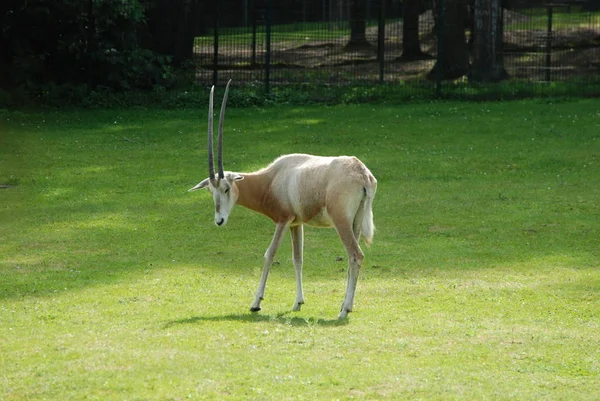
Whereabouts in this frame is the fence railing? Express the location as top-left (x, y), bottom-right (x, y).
top-left (194, 0), bottom-right (600, 96)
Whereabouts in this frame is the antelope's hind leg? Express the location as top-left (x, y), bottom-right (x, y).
top-left (338, 239), bottom-right (363, 319)
top-left (290, 225), bottom-right (305, 311)
top-left (331, 205), bottom-right (365, 319)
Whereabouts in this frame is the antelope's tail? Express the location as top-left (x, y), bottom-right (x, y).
top-left (361, 181), bottom-right (377, 246)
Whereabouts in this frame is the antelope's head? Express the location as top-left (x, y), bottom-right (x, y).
top-left (189, 80), bottom-right (243, 226)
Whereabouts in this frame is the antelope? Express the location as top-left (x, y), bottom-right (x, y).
top-left (190, 80), bottom-right (377, 319)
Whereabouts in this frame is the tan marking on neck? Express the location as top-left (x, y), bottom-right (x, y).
top-left (236, 173), bottom-right (293, 223)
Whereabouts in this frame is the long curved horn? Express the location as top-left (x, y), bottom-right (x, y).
top-left (207, 85), bottom-right (215, 180)
top-left (217, 79), bottom-right (232, 179)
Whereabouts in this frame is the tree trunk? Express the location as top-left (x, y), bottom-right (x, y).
top-left (427, 0), bottom-right (470, 80)
top-left (146, 0), bottom-right (199, 66)
top-left (172, 0), bottom-right (195, 66)
top-left (400, 0), bottom-right (430, 60)
top-left (470, 0), bottom-right (508, 82)
top-left (344, 0), bottom-right (373, 51)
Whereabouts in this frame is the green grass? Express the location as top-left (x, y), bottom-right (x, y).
top-left (195, 22), bottom-right (355, 47)
top-left (195, 19), bottom-right (385, 47)
top-left (506, 8), bottom-right (600, 30)
top-left (1, 99), bottom-right (599, 400)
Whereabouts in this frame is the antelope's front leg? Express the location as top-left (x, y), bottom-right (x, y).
top-left (250, 221), bottom-right (289, 312)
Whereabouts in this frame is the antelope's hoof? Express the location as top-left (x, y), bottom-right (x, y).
top-left (250, 306), bottom-right (261, 312)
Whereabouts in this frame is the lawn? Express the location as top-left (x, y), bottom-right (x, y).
top-left (506, 8), bottom-right (600, 30)
top-left (1, 98), bottom-right (599, 400)
top-left (194, 20), bottom-right (379, 47)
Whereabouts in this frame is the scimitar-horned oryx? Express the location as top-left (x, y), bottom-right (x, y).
top-left (190, 80), bottom-right (377, 319)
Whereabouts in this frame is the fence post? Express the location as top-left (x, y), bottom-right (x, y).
top-left (213, 0), bottom-right (220, 86)
top-left (435, 0), bottom-right (443, 96)
top-left (378, 0), bottom-right (385, 83)
top-left (545, 4), bottom-right (553, 82)
top-left (86, 0), bottom-right (95, 92)
top-left (252, 3), bottom-right (257, 65)
top-left (265, 0), bottom-right (272, 93)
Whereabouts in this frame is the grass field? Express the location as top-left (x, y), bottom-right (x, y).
top-left (1, 98), bottom-right (599, 400)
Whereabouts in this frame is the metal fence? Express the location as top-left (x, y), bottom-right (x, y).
top-left (195, 0), bottom-right (600, 95)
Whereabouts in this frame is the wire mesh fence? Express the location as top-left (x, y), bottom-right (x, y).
top-left (504, 4), bottom-right (599, 82)
top-left (194, 0), bottom-right (600, 96)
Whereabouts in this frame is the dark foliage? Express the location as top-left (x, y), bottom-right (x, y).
top-left (0, 0), bottom-right (182, 105)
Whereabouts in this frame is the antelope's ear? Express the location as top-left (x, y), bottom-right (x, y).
top-left (229, 173), bottom-right (244, 182)
top-left (189, 178), bottom-right (210, 191)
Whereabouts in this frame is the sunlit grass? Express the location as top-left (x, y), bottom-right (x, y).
top-left (505, 9), bottom-right (600, 30)
top-left (194, 19), bottom-right (384, 47)
top-left (1, 99), bottom-right (599, 400)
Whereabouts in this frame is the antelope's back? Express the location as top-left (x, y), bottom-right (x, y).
top-left (268, 154), bottom-right (374, 224)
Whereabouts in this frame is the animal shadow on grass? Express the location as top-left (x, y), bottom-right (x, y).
top-left (163, 311), bottom-right (349, 329)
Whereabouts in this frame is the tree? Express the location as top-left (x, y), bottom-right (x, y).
top-left (0, 0), bottom-right (174, 99)
top-left (582, 0), bottom-right (600, 11)
top-left (0, 0), bottom-right (86, 90)
top-left (470, 0), bottom-right (508, 82)
top-left (427, 0), bottom-right (470, 80)
top-left (145, 0), bottom-right (206, 66)
top-left (400, 0), bottom-right (430, 60)
top-left (344, 0), bottom-right (373, 51)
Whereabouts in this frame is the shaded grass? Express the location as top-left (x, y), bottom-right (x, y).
top-left (1, 99), bottom-right (599, 400)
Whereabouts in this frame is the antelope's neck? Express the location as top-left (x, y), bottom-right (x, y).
top-left (235, 172), bottom-right (271, 216)
top-left (235, 172), bottom-right (292, 223)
